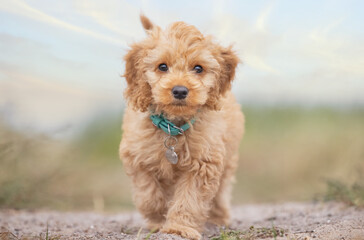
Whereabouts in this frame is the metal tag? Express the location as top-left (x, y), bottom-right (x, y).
top-left (165, 146), bottom-right (178, 164)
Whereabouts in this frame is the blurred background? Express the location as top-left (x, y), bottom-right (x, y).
top-left (0, 0), bottom-right (363, 211)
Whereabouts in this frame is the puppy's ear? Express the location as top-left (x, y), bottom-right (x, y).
top-left (123, 43), bottom-right (153, 112)
top-left (140, 14), bottom-right (154, 31)
top-left (140, 14), bottom-right (160, 36)
top-left (218, 46), bottom-right (239, 95)
top-left (206, 46), bottom-right (240, 110)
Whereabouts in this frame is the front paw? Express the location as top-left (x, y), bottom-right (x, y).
top-left (161, 222), bottom-right (201, 240)
top-left (147, 221), bottom-right (164, 232)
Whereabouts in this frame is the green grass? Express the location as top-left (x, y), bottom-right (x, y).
top-left (40, 223), bottom-right (60, 240)
top-left (144, 228), bottom-right (158, 240)
top-left (324, 179), bottom-right (364, 207)
top-left (0, 106), bottom-right (363, 211)
top-left (211, 226), bottom-right (285, 240)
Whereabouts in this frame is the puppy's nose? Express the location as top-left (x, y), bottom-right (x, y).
top-left (172, 86), bottom-right (189, 100)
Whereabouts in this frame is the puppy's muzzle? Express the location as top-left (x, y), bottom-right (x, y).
top-left (172, 86), bottom-right (188, 100)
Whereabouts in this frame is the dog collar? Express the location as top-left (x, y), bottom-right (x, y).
top-left (150, 114), bottom-right (195, 136)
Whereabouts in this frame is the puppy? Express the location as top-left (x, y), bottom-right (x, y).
top-left (119, 15), bottom-right (244, 240)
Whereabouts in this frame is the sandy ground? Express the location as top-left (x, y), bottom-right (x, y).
top-left (0, 202), bottom-right (363, 240)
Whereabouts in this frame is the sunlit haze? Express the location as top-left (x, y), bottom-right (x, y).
top-left (1, 0), bottom-right (363, 135)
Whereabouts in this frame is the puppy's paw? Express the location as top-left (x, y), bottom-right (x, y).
top-left (161, 222), bottom-right (201, 240)
top-left (208, 216), bottom-right (230, 226)
top-left (147, 221), bottom-right (163, 232)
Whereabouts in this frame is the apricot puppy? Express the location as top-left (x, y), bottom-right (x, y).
top-left (119, 15), bottom-right (244, 240)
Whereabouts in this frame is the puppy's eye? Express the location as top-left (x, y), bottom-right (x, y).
top-left (193, 65), bottom-right (203, 73)
top-left (158, 63), bottom-right (168, 72)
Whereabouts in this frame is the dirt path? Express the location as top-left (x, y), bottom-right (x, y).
top-left (1, 202), bottom-right (363, 240)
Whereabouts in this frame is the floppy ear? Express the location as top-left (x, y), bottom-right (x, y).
top-left (206, 46), bottom-right (240, 110)
top-left (123, 44), bottom-right (153, 112)
top-left (123, 15), bottom-right (160, 112)
top-left (217, 46), bottom-right (239, 95)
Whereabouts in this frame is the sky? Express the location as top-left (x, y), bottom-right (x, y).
top-left (0, 0), bottom-right (364, 135)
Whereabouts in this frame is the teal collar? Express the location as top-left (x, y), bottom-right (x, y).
top-left (150, 114), bottom-right (195, 136)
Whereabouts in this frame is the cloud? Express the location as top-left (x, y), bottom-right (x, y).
top-left (255, 1), bottom-right (276, 33)
top-left (72, 0), bottom-right (140, 39)
top-left (305, 18), bottom-right (364, 76)
top-left (0, 0), bottom-right (126, 46)
top-left (209, 1), bottom-right (280, 75)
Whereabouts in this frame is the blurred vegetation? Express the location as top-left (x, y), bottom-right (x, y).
top-left (211, 226), bottom-right (285, 240)
top-left (234, 107), bottom-right (364, 205)
top-left (0, 114), bottom-right (133, 211)
top-left (324, 179), bottom-right (364, 207)
top-left (0, 107), bottom-right (363, 211)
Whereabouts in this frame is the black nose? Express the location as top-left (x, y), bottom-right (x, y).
top-left (172, 86), bottom-right (189, 100)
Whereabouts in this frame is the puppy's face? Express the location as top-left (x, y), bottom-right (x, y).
top-left (124, 16), bottom-right (239, 117)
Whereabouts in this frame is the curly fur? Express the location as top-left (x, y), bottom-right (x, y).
top-left (120, 15), bottom-right (244, 240)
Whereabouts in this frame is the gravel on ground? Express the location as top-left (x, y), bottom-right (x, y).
top-left (1, 202), bottom-right (363, 240)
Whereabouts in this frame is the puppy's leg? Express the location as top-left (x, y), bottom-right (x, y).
top-left (208, 153), bottom-right (238, 226)
top-left (209, 153), bottom-right (238, 226)
top-left (208, 173), bottom-right (233, 226)
top-left (131, 170), bottom-right (167, 230)
top-left (161, 160), bottom-right (223, 240)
